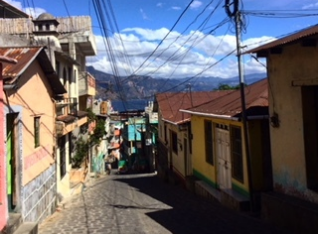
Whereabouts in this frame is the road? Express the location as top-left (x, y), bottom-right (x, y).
top-left (39, 172), bottom-right (289, 234)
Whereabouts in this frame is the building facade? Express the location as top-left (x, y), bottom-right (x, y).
top-left (247, 24), bottom-right (318, 233)
top-left (0, 47), bottom-right (65, 225)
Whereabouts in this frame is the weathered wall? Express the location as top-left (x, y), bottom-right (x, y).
top-left (22, 164), bottom-right (56, 223)
top-left (0, 63), bottom-right (7, 231)
top-left (6, 61), bottom-right (55, 186)
top-left (4, 59), bottom-right (57, 222)
top-left (191, 115), bottom-right (250, 195)
top-left (267, 42), bottom-right (318, 202)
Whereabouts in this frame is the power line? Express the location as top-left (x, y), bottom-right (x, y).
top-left (132, 0), bottom-right (195, 75)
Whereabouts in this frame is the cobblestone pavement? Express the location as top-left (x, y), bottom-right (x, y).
top-left (39, 172), bottom-right (290, 234)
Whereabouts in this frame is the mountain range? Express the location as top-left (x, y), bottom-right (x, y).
top-left (87, 66), bottom-right (266, 100)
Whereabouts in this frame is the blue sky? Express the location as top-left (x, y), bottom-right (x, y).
top-left (4, 0), bottom-right (318, 79)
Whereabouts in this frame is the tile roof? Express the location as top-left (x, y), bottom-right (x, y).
top-left (182, 78), bottom-right (268, 118)
top-left (245, 24), bottom-right (318, 55)
top-left (156, 90), bottom-right (232, 124)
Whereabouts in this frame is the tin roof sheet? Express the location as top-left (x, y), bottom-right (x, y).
top-left (0, 47), bottom-right (42, 80)
top-left (245, 24), bottom-right (318, 54)
top-left (184, 78), bottom-right (268, 118)
top-left (155, 90), bottom-right (232, 124)
top-left (0, 46), bottom-right (66, 94)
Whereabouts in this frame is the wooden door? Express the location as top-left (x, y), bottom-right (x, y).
top-left (216, 128), bottom-right (231, 189)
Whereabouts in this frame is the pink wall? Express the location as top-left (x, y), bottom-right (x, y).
top-left (0, 62), bottom-right (7, 231)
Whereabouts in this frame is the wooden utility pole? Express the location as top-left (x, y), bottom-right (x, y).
top-left (226, 0), bottom-right (255, 212)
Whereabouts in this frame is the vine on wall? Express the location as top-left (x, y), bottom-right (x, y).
top-left (72, 108), bottom-right (106, 168)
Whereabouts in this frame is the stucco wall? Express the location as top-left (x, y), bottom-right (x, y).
top-left (0, 63), bottom-right (7, 231)
top-left (191, 116), bottom-right (216, 186)
top-left (157, 116), bottom-right (187, 179)
top-left (191, 115), bottom-right (250, 194)
top-left (267, 42), bottom-right (318, 201)
top-left (5, 60), bottom-right (55, 186)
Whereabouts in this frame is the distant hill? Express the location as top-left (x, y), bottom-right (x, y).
top-left (87, 66), bottom-right (266, 100)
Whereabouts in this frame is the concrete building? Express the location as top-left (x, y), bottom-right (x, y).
top-left (0, 55), bottom-right (18, 233)
top-left (154, 91), bottom-right (230, 185)
top-left (0, 2), bottom-right (97, 231)
top-left (0, 47), bottom-right (65, 232)
top-left (246, 24), bottom-right (318, 233)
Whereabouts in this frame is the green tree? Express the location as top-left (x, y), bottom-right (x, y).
top-left (216, 83), bottom-right (240, 90)
top-left (72, 109), bottom-right (106, 167)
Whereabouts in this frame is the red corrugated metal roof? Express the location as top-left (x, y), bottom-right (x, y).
top-left (156, 90), bottom-right (232, 124)
top-left (0, 56), bottom-right (17, 64)
top-left (245, 24), bottom-right (318, 54)
top-left (0, 46), bottom-right (66, 95)
top-left (0, 47), bottom-right (42, 81)
top-left (184, 79), bottom-right (268, 117)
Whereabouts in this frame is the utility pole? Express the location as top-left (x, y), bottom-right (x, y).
top-left (226, 0), bottom-right (255, 212)
top-left (186, 83), bottom-right (193, 107)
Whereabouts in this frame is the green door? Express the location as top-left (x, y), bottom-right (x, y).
top-left (7, 113), bottom-right (17, 211)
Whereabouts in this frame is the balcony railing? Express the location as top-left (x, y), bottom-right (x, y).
top-left (79, 71), bottom-right (96, 96)
top-left (56, 97), bottom-right (78, 116)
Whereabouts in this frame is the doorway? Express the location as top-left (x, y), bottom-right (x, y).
top-left (6, 113), bottom-right (18, 211)
top-left (216, 128), bottom-right (231, 189)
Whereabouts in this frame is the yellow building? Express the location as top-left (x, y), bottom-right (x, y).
top-left (246, 24), bottom-right (318, 233)
top-left (155, 90), bottom-right (231, 186)
top-left (181, 79), bottom-right (272, 211)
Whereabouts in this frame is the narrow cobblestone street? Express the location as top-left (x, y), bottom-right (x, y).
top-left (39, 173), bottom-right (289, 234)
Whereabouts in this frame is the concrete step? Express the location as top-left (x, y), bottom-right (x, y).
top-left (12, 223), bottom-right (38, 234)
top-left (6, 213), bottom-right (22, 234)
top-left (220, 188), bottom-right (250, 211)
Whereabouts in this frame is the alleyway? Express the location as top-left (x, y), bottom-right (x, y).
top-left (39, 173), bottom-right (289, 234)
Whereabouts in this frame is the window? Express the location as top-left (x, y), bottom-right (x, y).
top-left (55, 61), bottom-right (60, 77)
top-left (58, 136), bottom-right (66, 177)
top-left (38, 24), bottom-right (43, 31)
top-left (45, 24), bottom-right (50, 31)
top-left (34, 117), bottom-right (40, 147)
top-left (171, 131), bottom-right (178, 154)
top-left (231, 126), bottom-right (243, 182)
top-left (63, 68), bottom-right (67, 86)
top-left (205, 120), bottom-right (213, 165)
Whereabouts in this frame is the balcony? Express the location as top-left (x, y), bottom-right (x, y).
top-left (55, 97), bottom-right (88, 136)
top-left (79, 71), bottom-right (96, 97)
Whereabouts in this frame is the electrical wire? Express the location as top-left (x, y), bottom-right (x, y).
top-left (129, 1), bottom-right (227, 93)
top-left (92, 0), bottom-right (129, 111)
top-left (132, 0), bottom-right (195, 75)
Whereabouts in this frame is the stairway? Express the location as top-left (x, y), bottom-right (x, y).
top-left (5, 213), bottom-right (38, 234)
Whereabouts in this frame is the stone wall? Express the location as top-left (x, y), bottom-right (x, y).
top-left (22, 164), bottom-right (56, 223)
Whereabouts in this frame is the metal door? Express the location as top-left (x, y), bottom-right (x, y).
top-left (216, 128), bottom-right (231, 189)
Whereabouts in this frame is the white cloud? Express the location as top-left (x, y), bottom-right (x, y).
top-left (171, 6), bottom-right (181, 10)
top-left (122, 27), bottom-right (180, 41)
top-left (156, 2), bottom-right (163, 7)
top-left (4, 0), bottom-right (46, 18)
top-left (24, 7), bottom-right (46, 18)
top-left (302, 2), bottom-right (318, 9)
top-left (140, 8), bottom-right (149, 20)
top-left (89, 27), bottom-right (271, 79)
top-left (190, 1), bottom-right (203, 9)
top-left (3, 0), bottom-right (22, 9)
